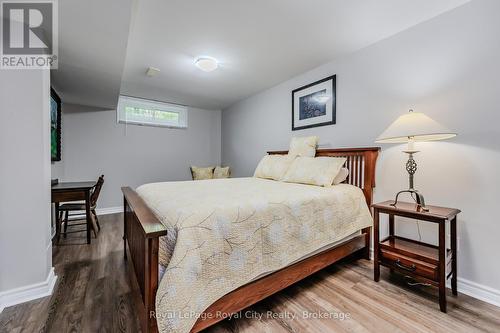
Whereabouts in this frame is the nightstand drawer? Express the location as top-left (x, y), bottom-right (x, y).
top-left (380, 249), bottom-right (438, 281)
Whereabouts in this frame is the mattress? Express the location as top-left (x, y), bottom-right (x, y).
top-left (136, 177), bottom-right (372, 333)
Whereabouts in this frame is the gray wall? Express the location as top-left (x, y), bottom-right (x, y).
top-left (222, 0), bottom-right (500, 293)
top-left (0, 69), bottom-right (53, 293)
top-left (51, 104), bottom-right (221, 208)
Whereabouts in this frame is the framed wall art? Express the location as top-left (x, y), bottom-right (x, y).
top-left (50, 87), bottom-right (62, 161)
top-left (292, 75), bottom-right (336, 131)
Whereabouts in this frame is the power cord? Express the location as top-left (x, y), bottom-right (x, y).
top-left (405, 276), bottom-right (431, 287)
top-left (410, 192), bottom-right (422, 242)
top-left (416, 220), bottom-right (422, 242)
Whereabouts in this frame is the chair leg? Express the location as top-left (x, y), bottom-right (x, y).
top-left (93, 209), bottom-right (101, 231)
top-left (56, 209), bottom-right (62, 245)
top-left (89, 211), bottom-right (98, 237)
top-left (63, 211), bottom-right (68, 238)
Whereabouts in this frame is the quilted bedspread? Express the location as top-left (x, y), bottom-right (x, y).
top-left (136, 177), bottom-right (372, 332)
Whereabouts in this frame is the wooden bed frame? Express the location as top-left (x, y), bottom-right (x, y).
top-left (122, 147), bottom-right (380, 333)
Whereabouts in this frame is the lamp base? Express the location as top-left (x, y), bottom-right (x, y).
top-left (393, 150), bottom-right (429, 211)
top-left (391, 189), bottom-right (429, 211)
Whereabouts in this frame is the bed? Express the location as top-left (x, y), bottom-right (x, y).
top-left (122, 147), bottom-right (379, 333)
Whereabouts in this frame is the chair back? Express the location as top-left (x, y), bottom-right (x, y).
top-left (90, 175), bottom-right (104, 207)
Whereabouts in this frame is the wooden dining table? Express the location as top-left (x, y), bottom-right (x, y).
top-left (51, 181), bottom-right (96, 244)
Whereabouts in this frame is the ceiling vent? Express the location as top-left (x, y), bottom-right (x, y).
top-left (145, 67), bottom-right (160, 77)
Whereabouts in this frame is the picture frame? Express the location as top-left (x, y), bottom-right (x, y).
top-left (50, 87), bottom-right (61, 161)
top-left (292, 75), bottom-right (336, 131)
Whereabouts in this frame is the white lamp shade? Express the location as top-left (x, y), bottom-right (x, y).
top-left (376, 111), bottom-right (456, 143)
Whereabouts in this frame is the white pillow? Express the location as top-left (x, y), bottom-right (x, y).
top-left (282, 156), bottom-right (347, 187)
top-left (288, 136), bottom-right (319, 157)
top-left (254, 155), bottom-right (295, 180)
top-left (333, 167), bottom-right (349, 185)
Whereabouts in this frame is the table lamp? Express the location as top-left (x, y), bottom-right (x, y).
top-left (375, 109), bottom-right (456, 211)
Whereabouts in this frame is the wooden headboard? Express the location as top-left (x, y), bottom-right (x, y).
top-left (268, 147), bottom-right (380, 206)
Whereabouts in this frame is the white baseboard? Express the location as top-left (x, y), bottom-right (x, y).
top-left (0, 267), bottom-right (57, 313)
top-left (455, 277), bottom-right (500, 307)
top-left (96, 206), bottom-right (122, 215)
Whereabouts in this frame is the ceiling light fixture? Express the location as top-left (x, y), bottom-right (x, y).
top-left (194, 57), bottom-right (218, 72)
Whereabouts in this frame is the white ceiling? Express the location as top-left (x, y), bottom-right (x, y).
top-left (51, 0), bottom-right (133, 109)
top-left (54, 0), bottom-right (470, 110)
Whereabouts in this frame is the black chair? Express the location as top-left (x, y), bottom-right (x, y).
top-left (58, 175), bottom-right (104, 241)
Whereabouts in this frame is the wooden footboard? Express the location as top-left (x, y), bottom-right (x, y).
top-left (122, 147), bottom-right (379, 333)
top-left (123, 187), bottom-right (167, 333)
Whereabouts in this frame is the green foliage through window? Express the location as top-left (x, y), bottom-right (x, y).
top-left (117, 95), bottom-right (188, 128)
top-left (124, 106), bottom-right (179, 122)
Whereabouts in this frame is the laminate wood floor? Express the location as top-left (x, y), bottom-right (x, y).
top-left (1, 213), bottom-right (499, 333)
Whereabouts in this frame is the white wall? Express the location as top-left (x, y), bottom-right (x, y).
top-left (52, 104), bottom-right (221, 208)
top-left (222, 0), bottom-right (500, 300)
top-left (0, 69), bottom-right (54, 305)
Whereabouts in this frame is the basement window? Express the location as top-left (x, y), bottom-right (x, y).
top-left (117, 95), bottom-right (188, 128)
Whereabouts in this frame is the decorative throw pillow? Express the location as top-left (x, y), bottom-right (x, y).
top-left (288, 136), bottom-right (319, 157)
top-left (190, 166), bottom-right (214, 180)
top-left (214, 166), bottom-right (231, 179)
top-left (333, 167), bottom-right (349, 185)
top-left (282, 156), bottom-right (347, 187)
top-left (254, 155), bottom-right (295, 180)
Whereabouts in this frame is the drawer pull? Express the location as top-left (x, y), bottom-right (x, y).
top-left (395, 259), bottom-right (416, 272)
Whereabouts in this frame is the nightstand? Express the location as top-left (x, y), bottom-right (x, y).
top-left (372, 200), bottom-right (461, 313)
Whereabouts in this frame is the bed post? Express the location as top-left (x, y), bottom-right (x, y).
top-left (361, 149), bottom-right (379, 260)
top-left (123, 195), bottom-right (128, 260)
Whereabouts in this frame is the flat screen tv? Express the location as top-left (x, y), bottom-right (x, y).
top-left (50, 88), bottom-right (61, 161)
